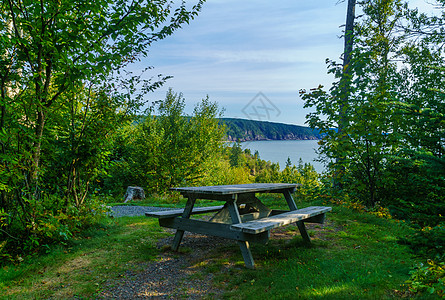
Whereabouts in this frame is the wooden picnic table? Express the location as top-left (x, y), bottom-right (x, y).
top-left (146, 183), bottom-right (331, 269)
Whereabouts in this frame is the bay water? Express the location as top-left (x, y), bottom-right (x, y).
top-left (240, 140), bottom-right (324, 173)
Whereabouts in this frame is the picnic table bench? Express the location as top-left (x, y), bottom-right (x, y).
top-left (146, 183), bottom-right (331, 269)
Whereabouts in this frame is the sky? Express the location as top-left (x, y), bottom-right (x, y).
top-left (130, 0), bottom-right (437, 126)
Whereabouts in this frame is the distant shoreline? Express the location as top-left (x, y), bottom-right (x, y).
top-left (234, 139), bottom-right (324, 173)
top-left (224, 137), bottom-right (320, 143)
top-left (220, 117), bottom-right (321, 142)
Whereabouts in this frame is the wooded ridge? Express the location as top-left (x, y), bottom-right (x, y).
top-left (220, 118), bottom-right (322, 142)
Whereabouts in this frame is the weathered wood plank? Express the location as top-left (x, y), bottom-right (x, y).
top-left (159, 218), bottom-right (270, 243)
top-left (172, 196), bottom-right (196, 251)
top-left (230, 206), bottom-right (332, 234)
top-left (145, 205), bottom-right (224, 219)
top-left (283, 190), bottom-right (312, 243)
top-left (170, 183), bottom-right (300, 195)
top-left (305, 213), bottom-right (327, 224)
top-left (238, 241), bottom-right (255, 269)
top-left (210, 196), bottom-right (271, 224)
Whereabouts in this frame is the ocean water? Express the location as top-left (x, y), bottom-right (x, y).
top-left (240, 140), bottom-right (324, 173)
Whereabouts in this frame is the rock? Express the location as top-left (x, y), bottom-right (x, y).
top-left (123, 186), bottom-right (145, 203)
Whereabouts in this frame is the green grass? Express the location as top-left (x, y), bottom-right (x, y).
top-left (177, 196), bottom-right (430, 299)
top-left (209, 205), bottom-right (421, 299)
top-left (0, 217), bottom-right (169, 299)
top-left (0, 195), bottom-right (438, 299)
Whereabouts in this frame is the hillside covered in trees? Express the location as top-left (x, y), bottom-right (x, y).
top-left (221, 118), bottom-right (321, 141)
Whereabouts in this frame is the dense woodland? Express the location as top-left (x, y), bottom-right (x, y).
top-left (0, 0), bottom-right (444, 296)
top-left (221, 118), bottom-right (322, 141)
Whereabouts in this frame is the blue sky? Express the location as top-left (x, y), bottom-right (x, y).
top-left (133, 0), bottom-right (435, 126)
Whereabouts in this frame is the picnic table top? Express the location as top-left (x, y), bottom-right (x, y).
top-left (170, 183), bottom-right (300, 195)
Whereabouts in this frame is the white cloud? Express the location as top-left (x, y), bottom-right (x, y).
top-left (132, 0), bottom-right (348, 124)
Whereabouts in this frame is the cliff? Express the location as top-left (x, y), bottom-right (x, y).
top-left (220, 118), bottom-right (321, 142)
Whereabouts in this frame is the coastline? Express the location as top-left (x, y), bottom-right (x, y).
top-left (238, 140), bottom-right (324, 173)
top-left (224, 136), bottom-right (320, 143)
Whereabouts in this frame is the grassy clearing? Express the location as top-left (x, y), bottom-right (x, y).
top-left (176, 196), bottom-right (431, 299)
top-left (0, 195), bottom-right (437, 299)
top-left (206, 206), bottom-right (422, 299)
top-left (0, 217), bottom-right (169, 299)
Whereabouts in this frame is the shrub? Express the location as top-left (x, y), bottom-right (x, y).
top-left (105, 90), bottom-right (226, 194)
top-left (382, 151), bottom-right (445, 227)
top-left (0, 194), bottom-right (109, 264)
top-left (407, 224), bottom-right (445, 257)
top-left (406, 257), bottom-right (445, 298)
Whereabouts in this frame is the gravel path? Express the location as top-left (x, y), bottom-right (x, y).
top-left (98, 232), bottom-right (230, 299)
top-left (100, 206), bottom-right (227, 299)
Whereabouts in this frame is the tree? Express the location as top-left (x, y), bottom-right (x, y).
top-left (285, 157), bottom-right (292, 168)
top-left (0, 0), bottom-right (204, 185)
top-left (229, 141), bottom-right (244, 167)
top-left (113, 89), bottom-right (226, 193)
top-left (0, 0), bottom-right (205, 255)
top-left (302, 0), bottom-right (405, 206)
top-left (335, 0), bottom-right (356, 186)
top-left (399, 2), bottom-right (445, 158)
top-left (380, 4), bottom-right (445, 226)
top-left (43, 82), bottom-right (134, 206)
top-left (302, 0), bottom-right (444, 218)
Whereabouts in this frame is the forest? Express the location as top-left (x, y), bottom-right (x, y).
top-left (221, 118), bottom-right (322, 141)
top-left (0, 0), bottom-right (444, 297)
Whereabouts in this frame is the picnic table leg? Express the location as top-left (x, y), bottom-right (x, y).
top-left (283, 189), bottom-right (311, 244)
top-left (238, 241), bottom-right (255, 269)
top-left (227, 198), bottom-right (256, 269)
top-left (172, 195), bottom-right (196, 251)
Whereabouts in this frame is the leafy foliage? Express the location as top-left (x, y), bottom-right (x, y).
top-left (382, 151), bottom-right (445, 227)
top-left (301, 5), bottom-right (445, 298)
top-left (406, 224), bottom-right (445, 259)
top-left (223, 146), bottom-right (320, 197)
top-left (301, 0), bottom-right (445, 222)
top-left (0, 0), bottom-right (205, 260)
top-left (406, 258), bottom-right (445, 298)
top-left (302, 0), bottom-right (407, 207)
top-left (104, 89), bottom-right (226, 194)
top-left (103, 98), bottom-right (321, 198)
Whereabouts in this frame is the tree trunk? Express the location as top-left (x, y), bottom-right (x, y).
top-left (32, 109), bottom-right (46, 182)
top-left (335, 0), bottom-right (356, 187)
top-left (0, 84), bottom-right (6, 209)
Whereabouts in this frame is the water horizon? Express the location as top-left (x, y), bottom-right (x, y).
top-left (239, 139), bottom-right (324, 173)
